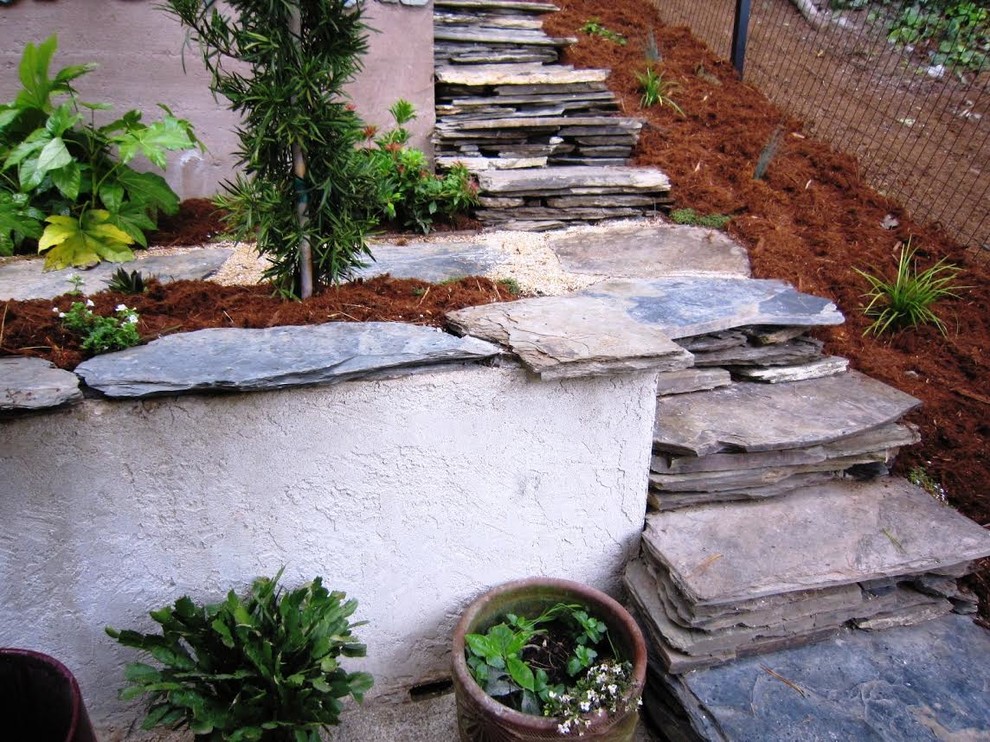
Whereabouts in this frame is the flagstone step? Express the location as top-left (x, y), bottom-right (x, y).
top-left (626, 477), bottom-right (990, 671)
top-left (472, 166), bottom-right (672, 228)
top-left (434, 0), bottom-right (560, 14)
top-left (652, 371), bottom-right (920, 457)
top-left (436, 63), bottom-right (610, 87)
top-left (643, 612), bottom-right (990, 740)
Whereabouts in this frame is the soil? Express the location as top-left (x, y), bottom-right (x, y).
top-left (1, 0), bottom-right (988, 620)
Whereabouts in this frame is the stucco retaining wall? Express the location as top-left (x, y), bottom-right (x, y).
top-left (0, 363), bottom-right (657, 730)
top-left (0, 0), bottom-right (435, 198)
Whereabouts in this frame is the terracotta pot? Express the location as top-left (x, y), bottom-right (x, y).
top-left (0, 648), bottom-right (97, 742)
top-left (452, 577), bottom-right (647, 742)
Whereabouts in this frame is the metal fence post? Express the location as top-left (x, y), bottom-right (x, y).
top-left (731, 0), bottom-right (751, 76)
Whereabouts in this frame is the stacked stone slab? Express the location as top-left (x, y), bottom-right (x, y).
top-left (625, 479), bottom-right (990, 674)
top-left (435, 66), bottom-right (640, 166)
top-left (648, 372), bottom-right (922, 509)
top-left (433, 0), bottom-right (672, 229)
top-left (434, 0), bottom-right (568, 66)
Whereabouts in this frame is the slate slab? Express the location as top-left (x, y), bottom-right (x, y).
top-left (436, 64), bottom-right (607, 87)
top-left (355, 241), bottom-right (498, 282)
top-left (734, 356), bottom-right (849, 382)
top-left (548, 223), bottom-right (750, 279)
top-left (75, 323), bottom-right (502, 398)
top-left (0, 248), bottom-right (232, 301)
top-left (478, 166), bottom-right (670, 194)
top-left (446, 295), bottom-right (693, 379)
top-left (658, 613), bottom-right (990, 741)
top-left (642, 477), bottom-right (990, 607)
top-left (626, 559), bottom-right (951, 669)
top-left (583, 277), bottom-right (843, 339)
top-left (0, 357), bottom-right (82, 413)
top-left (655, 368), bottom-right (732, 397)
top-left (653, 372), bottom-right (920, 456)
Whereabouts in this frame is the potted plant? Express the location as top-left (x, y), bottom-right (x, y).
top-left (451, 577), bottom-right (647, 740)
top-left (105, 569), bottom-right (373, 741)
top-left (0, 648), bottom-right (97, 742)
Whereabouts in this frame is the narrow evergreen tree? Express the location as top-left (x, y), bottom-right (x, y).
top-left (163, 0), bottom-right (376, 297)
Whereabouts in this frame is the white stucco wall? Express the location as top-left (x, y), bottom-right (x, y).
top-left (0, 0), bottom-right (435, 199)
top-left (0, 364), bottom-right (657, 730)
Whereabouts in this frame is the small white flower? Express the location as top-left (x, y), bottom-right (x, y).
top-left (85, 299), bottom-right (95, 307)
top-left (52, 307), bottom-right (59, 314)
top-left (58, 312), bottom-right (65, 318)
top-left (127, 314), bottom-right (139, 325)
top-left (115, 303), bottom-right (128, 313)
top-left (579, 700), bottom-right (591, 712)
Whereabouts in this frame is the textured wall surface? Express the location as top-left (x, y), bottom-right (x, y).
top-left (0, 364), bottom-right (657, 729)
top-left (0, 0), bottom-right (435, 198)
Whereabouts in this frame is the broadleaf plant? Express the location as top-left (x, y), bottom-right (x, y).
top-left (0, 36), bottom-right (200, 264)
top-left (162, 0), bottom-right (379, 298)
top-left (106, 570), bottom-right (373, 742)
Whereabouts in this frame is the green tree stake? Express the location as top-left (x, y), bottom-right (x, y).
top-left (289, 6), bottom-right (314, 299)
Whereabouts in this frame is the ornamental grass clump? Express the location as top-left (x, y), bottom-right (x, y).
top-left (854, 240), bottom-right (967, 336)
top-left (463, 601), bottom-right (637, 734)
top-left (106, 570), bottom-right (373, 742)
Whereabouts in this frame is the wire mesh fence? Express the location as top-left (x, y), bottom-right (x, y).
top-left (651, 0), bottom-right (990, 257)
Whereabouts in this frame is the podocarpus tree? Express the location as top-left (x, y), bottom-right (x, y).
top-left (163, 0), bottom-right (377, 298)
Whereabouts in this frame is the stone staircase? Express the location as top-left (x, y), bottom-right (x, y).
top-left (433, 0), bottom-right (671, 229)
top-left (431, 4), bottom-right (990, 736)
top-left (622, 290), bottom-right (990, 735)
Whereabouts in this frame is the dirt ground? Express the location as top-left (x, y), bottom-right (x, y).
top-left (648, 0), bottom-right (990, 251)
top-left (1, 0), bottom-right (988, 619)
top-left (544, 0), bottom-right (990, 622)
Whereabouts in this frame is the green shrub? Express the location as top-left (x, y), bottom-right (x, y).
top-left (0, 36), bottom-right (198, 268)
top-left (854, 240), bottom-right (967, 335)
top-left (163, 0), bottom-right (378, 297)
top-left (363, 100), bottom-right (478, 233)
top-left (106, 571), bottom-right (373, 741)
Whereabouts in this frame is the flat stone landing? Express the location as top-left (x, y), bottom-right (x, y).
top-left (646, 613), bottom-right (990, 741)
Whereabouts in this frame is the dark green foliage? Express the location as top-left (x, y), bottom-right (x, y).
top-left (162, 0), bottom-right (378, 296)
top-left (106, 570), bottom-right (373, 741)
top-left (108, 267), bottom-right (147, 294)
top-left (362, 100), bottom-right (479, 233)
top-left (670, 208), bottom-right (732, 229)
top-left (0, 36), bottom-right (198, 266)
top-left (464, 601), bottom-right (613, 716)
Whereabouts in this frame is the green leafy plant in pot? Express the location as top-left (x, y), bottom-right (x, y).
top-left (452, 577), bottom-right (647, 740)
top-left (106, 570), bottom-right (373, 741)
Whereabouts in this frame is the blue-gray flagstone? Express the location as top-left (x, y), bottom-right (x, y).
top-left (1, 357), bottom-right (82, 412)
top-left (355, 241), bottom-right (499, 282)
top-left (76, 323), bottom-right (502, 398)
top-left (583, 277), bottom-right (843, 339)
top-left (0, 248), bottom-right (233, 301)
top-left (659, 613), bottom-right (990, 741)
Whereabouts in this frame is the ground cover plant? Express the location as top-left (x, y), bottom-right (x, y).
top-left (543, 0), bottom-right (990, 621)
